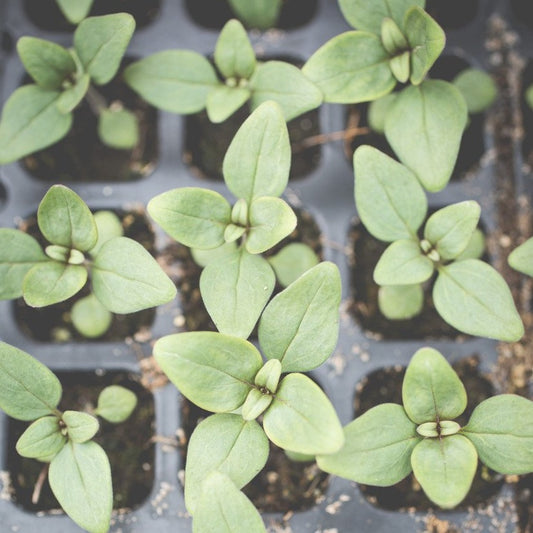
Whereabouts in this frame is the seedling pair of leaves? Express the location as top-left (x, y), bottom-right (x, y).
top-left (0, 13), bottom-right (139, 164)
top-left (354, 145), bottom-right (524, 342)
top-left (318, 347), bottom-right (533, 509)
top-left (148, 101), bottom-right (318, 339)
top-left (0, 184), bottom-right (176, 338)
top-left (0, 341), bottom-right (137, 533)
top-left (124, 18), bottom-right (322, 123)
top-left (153, 261), bottom-right (343, 532)
top-left (303, 0), bottom-right (467, 191)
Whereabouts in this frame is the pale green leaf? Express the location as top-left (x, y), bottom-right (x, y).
top-left (89, 210), bottom-right (124, 256)
top-left (71, 293), bottom-right (113, 338)
top-left (96, 385), bottom-right (137, 423)
top-left (214, 19), bottom-right (256, 79)
top-left (56, 0), bottom-right (93, 24)
top-left (508, 237), bottom-right (533, 277)
top-left (456, 228), bottom-right (485, 261)
top-left (62, 411), bottom-right (99, 443)
top-left (98, 107), bottom-right (139, 149)
top-left (241, 388), bottom-right (273, 420)
top-left (228, 0), bottom-right (282, 29)
top-left (57, 73), bottom-right (90, 114)
top-left (206, 85), bottom-right (250, 123)
top-left (16, 416), bottom-right (66, 460)
top-left (267, 243), bottom-right (319, 288)
top-left (453, 68), bottom-right (497, 114)
top-left (191, 242), bottom-right (238, 268)
top-left (378, 283), bottom-right (423, 319)
top-left (367, 92), bottom-right (397, 134)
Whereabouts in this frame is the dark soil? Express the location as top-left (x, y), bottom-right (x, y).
top-left (520, 60), bottom-right (533, 166)
top-left (183, 0), bottom-right (318, 30)
top-left (22, 59), bottom-right (158, 183)
top-left (425, 0), bottom-right (479, 30)
top-left (13, 208), bottom-right (156, 342)
top-left (354, 356), bottom-right (504, 511)
top-left (23, 0), bottom-right (161, 31)
top-left (7, 370), bottom-right (155, 512)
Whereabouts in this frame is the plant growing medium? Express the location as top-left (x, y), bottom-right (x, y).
top-left (0, 184), bottom-right (176, 338)
top-left (0, 341), bottom-right (137, 533)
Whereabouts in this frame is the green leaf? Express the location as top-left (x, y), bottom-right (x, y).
top-left (56, 0), bottom-right (94, 24)
top-left (463, 395), bottom-right (533, 474)
top-left (148, 188), bottom-right (232, 249)
top-left (354, 145), bottom-right (427, 241)
top-left (223, 101), bottom-right (290, 204)
top-left (154, 332), bottom-right (262, 412)
top-left (92, 236), bottom-right (177, 313)
top-left (385, 80), bottom-right (468, 192)
top-left (0, 229), bottom-right (48, 299)
top-left (89, 210), bottom-right (124, 256)
top-left (263, 373), bottom-right (344, 455)
top-left (338, 0), bottom-right (425, 33)
top-left (193, 472), bottom-right (266, 533)
top-left (404, 7), bottom-right (445, 85)
top-left (526, 84), bottom-right (533, 110)
top-left (411, 435), bottom-right (478, 509)
top-left (0, 342), bottom-right (62, 421)
top-left (402, 347), bottom-right (467, 424)
top-left (214, 19), bottom-right (256, 79)
top-left (389, 50), bottom-right (410, 83)
top-left (95, 385), bottom-right (137, 423)
top-left (269, 244), bottom-right (319, 288)
top-left (381, 17), bottom-right (409, 55)
top-left (71, 293), bottom-right (113, 338)
top-left (241, 388), bottom-right (273, 420)
top-left (57, 73), bottom-right (90, 113)
top-left (23, 262), bottom-right (87, 307)
top-left (367, 92), bottom-right (397, 134)
top-left (16, 416), bottom-right (66, 460)
top-left (374, 239), bottom-right (434, 285)
top-left (17, 37), bottom-right (76, 89)
top-left (378, 284), bottom-right (423, 319)
top-left (38, 185), bottom-right (97, 251)
top-left (185, 413), bottom-right (269, 514)
top-left (249, 61), bottom-right (323, 121)
top-left (98, 107), bottom-right (139, 149)
top-left (227, 0), bottom-right (282, 29)
top-left (508, 237), bottom-right (533, 277)
top-left (62, 411), bottom-right (99, 443)
top-left (453, 68), bottom-right (497, 114)
top-left (246, 197), bottom-right (296, 254)
top-left (74, 13), bottom-right (135, 85)
top-left (302, 32), bottom-right (395, 103)
top-left (424, 201), bottom-right (481, 261)
top-left (434, 259), bottom-right (524, 342)
top-left (200, 248), bottom-right (275, 339)
top-left (191, 242), bottom-right (238, 268)
top-left (124, 51), bottom-right (218, 114)
top-left (0, 85), bottom-right (72, 164)
top-left (456, 228), bottom-right (485, 261)
top-left (49, 441), bottom-right (112, 533)
top-left (206, 85), bottom-right (251, 123)
top-left (317, 404), bottom-right (420, 485)
top-left (258, 262), bottom-right (341, 372)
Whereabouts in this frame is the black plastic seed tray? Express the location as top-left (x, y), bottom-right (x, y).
top-left (0, 0), bottom-right (531, 531)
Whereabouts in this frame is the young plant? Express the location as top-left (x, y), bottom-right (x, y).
top-left (148, 101), bottom-right (318, 339)
top-left (0, 341), bottom-right (137, 533)
top-left (227, 0), bottom-right (282, 30)
top-left (153, 261), bottom-right (343, 532)
top-left (0, 13), bottom-right (139, 164)
top-left (0, 184), bottom-right (176, 337)
top-left (303, 0), bottom-right (467, 191)
top-left (353, 144), bottom-right (523, 341)
top-left (124, 19), bottom-right (322, 123)
top-left (318, 347), bottom-right (533, 508)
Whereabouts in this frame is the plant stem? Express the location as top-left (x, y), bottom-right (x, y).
top-left (85, 85), bottom-right (108, 116)
top-left (32, 463), bottom-right (50, 504)
top-left (290, 126), bottom-right (370, 153)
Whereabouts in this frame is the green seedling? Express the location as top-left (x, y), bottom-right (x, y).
top-left (318, 347), bottom-right (533, 509)
top-left (153, 261), bottom-right (343, 532)
top-left (227, 0), bottom-right (283, 30)
top-left (0, 185), bottom-right (176, 338)
top-left (0, 341), bottom-right (137, 533)
top-left (124, 18), bottom-right (322, 123)
top-left (0, 13), bottom-right (139, 164)
top-left (353, 144), bottom-right (523, 342)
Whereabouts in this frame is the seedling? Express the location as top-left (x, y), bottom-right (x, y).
top-left (153, 261), bottom-right (343, 531)
top-left (0, 184), bottom-right (176, 338)
top-left (353, 144), bottom-right (523, 341)
top-left (0, 13), bottom-right (139, 164)
top-left (318, 347), bottom-right (533, 509)
top-left (0, 341), bottom-right (137, 533)
top-left (124, 18), bottom-right (322, 123)
top-left (227, 0), bottom-right (282, 30)
top-left (148, 101), bottom-right (318, 339)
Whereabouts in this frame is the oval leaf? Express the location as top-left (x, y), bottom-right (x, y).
top-left (266, 242), bottom-right (319, 288)
top-left (317, 403), bottom-right (420, 485)
top-left (98, 107), bottom-right (139, 149)
top-left (62, 411), bottom-right (99, 443)
top-left (411, 435), bottom-right (478, 509)
top-left (154, 332), bottom-right (262, 412)
top-left (0, 342), bottom-right (62, 421)
top-left (453, 68), bottom-right (497, 114)
top-left (402, 347), bottom-right (467, 424)
top-left (71, 293), bottom-right (113, 338)
top-left (16, 416), bottom-right (66, 460)
top-left (92, 236), bottom-right (176, 313)
top-left (463, 395), bottom-right (533, 474)
top-left (258, 262), bottom-right (341, 372)
top-left (214, 19), bottom-right (256, 79)
top-left (49, 441), bottom-right (112, 533)
top-left (96, 385), bottom-right (137, 423)
top-left (263, 373), bottom-right (344, 455)
top-left (206, 85), bottom-right (250, 123)
top-left (378, 283), bottom-right (423, 320)
top-left (434, 259), bottom-right (524, 342)
top-left (508, 237), bottom-right (533, 277)
top-left (185, 413), bottom-right (269, 514)
top-left (228, 0), bottom-right (282, 29)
